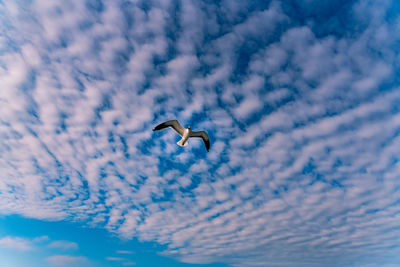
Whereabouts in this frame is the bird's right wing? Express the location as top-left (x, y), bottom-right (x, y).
top-left (152, 120), bottom-right (185, 136)
top-left (190, 130), bottom-right (210, 152)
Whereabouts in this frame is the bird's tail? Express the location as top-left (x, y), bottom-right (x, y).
top-left (177, 139), bottom-right (188, 146)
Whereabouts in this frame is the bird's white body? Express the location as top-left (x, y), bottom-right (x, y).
top-left (177, 128), bottom-right (191, 146)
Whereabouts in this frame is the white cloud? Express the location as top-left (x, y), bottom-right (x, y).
top-left (0, 236), bottom-right (33, 251)
top-left (45, 255), bottom-right (87, 266)
top-left (116, 250), bottom-right (135, 254)
top-left (33, 236), bottom-right (50, 243)
top-left (106, 257), bottom-right (126, 261)
top-left (48, 241), bottom-right (79, 250)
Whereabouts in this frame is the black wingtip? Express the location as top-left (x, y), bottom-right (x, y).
top-left (153, 124), bottom-right (163, 131)
top-left (205, 141), bottom-right (210, 152)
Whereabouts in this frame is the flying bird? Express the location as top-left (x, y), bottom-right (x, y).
top-left (153, 120), bottom-right (210, 152)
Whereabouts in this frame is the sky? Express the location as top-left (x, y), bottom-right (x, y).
top-left (0, 0), bottom-right (400, 266)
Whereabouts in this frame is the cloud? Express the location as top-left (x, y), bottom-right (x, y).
top-left (106, 257), bottom-right (126, 261)
top-left (48, 241), bottom-right (79, 250)
top-left (1, 0), bottom-right (400, 266)
top-left (45, 255), bottom-right (87, 267)
top-left (116, 250), bottom-right (135, 254)
top-left (106, 255), bottom-right (136, 266)
top-left (0, 236), bottom-right (34, 251)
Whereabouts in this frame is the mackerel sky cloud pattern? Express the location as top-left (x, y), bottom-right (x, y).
top-left (1, 0), bottom-right (400, 266)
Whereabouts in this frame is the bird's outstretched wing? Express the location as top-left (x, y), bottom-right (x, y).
top-left (153, 120), bottom-right (185, 136)
top-left (190, 130), bottom-right (210, 152)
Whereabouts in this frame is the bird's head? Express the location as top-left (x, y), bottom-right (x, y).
top-left (188, 126), bottom-right (191, 130)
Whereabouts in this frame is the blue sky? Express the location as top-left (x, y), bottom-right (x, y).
top-left (0, 0), bottom-right (400, 266)
top-left (0, 215), bottom-right (228, 267)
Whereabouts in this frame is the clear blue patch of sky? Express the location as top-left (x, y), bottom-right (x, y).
top-left (0, 215), bottom-right (230, 267)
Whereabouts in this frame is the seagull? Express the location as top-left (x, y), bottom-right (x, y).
top-left (153, 120), bottom-right (210, 152)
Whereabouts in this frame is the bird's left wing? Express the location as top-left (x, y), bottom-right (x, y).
top-left (190, 130), bottom-right (210, 152)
